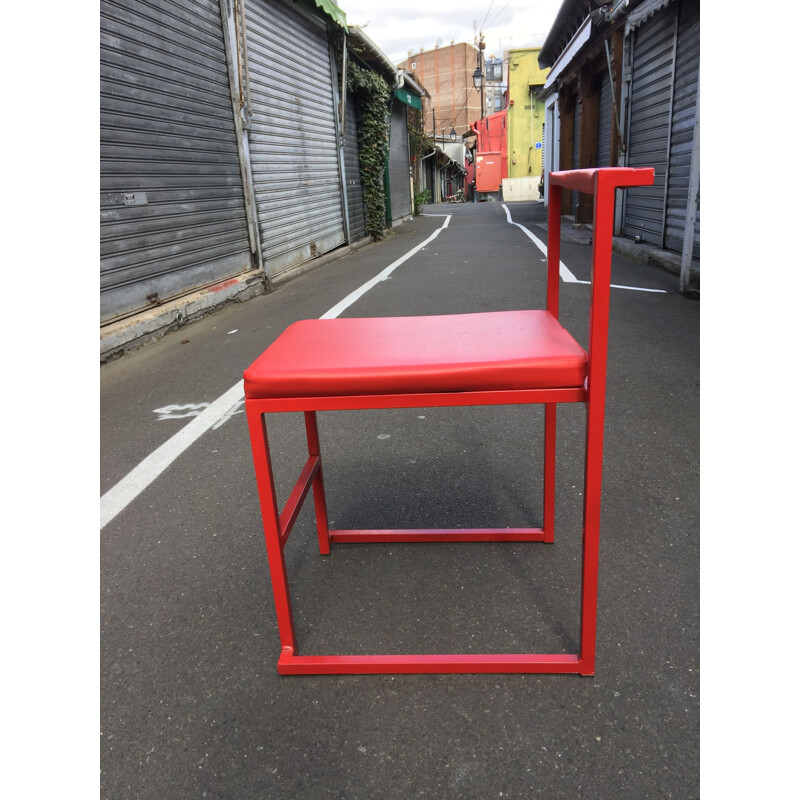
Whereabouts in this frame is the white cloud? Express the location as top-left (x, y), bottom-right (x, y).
top-left (339, 0), bottom-right (563, 63)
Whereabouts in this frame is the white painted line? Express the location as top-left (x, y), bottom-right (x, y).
top-left (100, 215), bottom-right (453, 530)
top-left (321, 215), bottom-right (451, 319)
top-left (100, 381), bottom-right (245, 530)
top-left (611, 283), bottom-right (666, 293)
top-left (501, 204), bottom-right (667, 293)
top-left (502, 204), bottom-right (579, 282)
top-left (553, 275), bottom-right (667, 292)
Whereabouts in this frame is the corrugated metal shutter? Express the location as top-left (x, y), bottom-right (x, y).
top-left (244, 0), bottom-right (345, 276)
top-left (344, 88), bottom-right (367, 242)
top-left (388, 99), bottom-right (412, 221)
top-left (623, 3), bottom-right (675, 244)
top-left (100, 0), bottom-right (252, 323)
top-left (664, 0), bottom-right (699, 259)
top-left (597, 67), bottom-right (612, 168)
top-left (540, 118), bottom-right (546, 181)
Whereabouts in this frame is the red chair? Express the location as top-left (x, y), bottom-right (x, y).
top-left (244, 167), bottom-right (655, 675)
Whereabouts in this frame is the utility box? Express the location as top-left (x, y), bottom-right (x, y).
top-left (476, 151), bottom-right (502, 192)
top-left (501, 177), bottom-right (541, 201)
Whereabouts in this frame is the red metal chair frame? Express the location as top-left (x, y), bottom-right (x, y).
top-left (244, 167), bottom-right (654, 675)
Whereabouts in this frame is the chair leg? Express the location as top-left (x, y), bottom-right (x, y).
top-left (304, 411), bottom-right (331, 555)
top-left (245, 407), bottom-right (297, 656)
top-left (543, 403), bottom-right (557, 543)
top-left (578, 399), bottom-right (605, 676)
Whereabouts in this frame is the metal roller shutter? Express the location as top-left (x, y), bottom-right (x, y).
top-left (664, 0), bottom-right (699, 259)
top-left (622, 4), bottom-right (676, 244)
top-left (100, 0), bottom-right (252, 323)
top-left (388, 99), bottom-right (412, 222)
top-left (540, 119), bottom-right (546, 182)
top-left (344, 88), bottom-right (367, 242)
top-left (244, 0), bottom-right (345, 276)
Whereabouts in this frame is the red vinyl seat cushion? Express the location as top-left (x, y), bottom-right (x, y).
top-left (243, 310), bottom-right (588, 399)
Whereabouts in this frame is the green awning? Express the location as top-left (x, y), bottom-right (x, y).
top-left (311, 0), bottom-right (347, 28)
top-left (393, 87), bottom-right (422, 110)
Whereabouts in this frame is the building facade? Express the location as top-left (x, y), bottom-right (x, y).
top-left (538, 0), bottom-right (699, 291)
top-left (483, 54), bottom-right (507, 116)
top-left (100, 0), bottom-right (422, 354)
top-left (397, 42), bottom-right (483, 139)
top-left (506, 48), bottom-right (550, 184)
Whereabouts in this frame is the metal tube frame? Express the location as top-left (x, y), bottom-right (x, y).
top-left (245, 167), bottom-right (654, 676)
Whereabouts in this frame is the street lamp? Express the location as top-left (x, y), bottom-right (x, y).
top-left (472, 59), bottom-right (485, 119)
top-left (437, 119), bottom-right (458, 145)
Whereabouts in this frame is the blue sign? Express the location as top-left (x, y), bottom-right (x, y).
top-left (535, 142), bottom-right (543, 149)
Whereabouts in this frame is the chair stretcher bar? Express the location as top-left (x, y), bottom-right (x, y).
top-left (328, 527), bottom-right (548, 543)
top-left (278, 456), bottom-right (320, 547)
top-left (277, 651), bottom-right (589, 675)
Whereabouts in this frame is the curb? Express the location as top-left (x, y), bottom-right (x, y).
top-left (100, 235), bottom-right (374, 363)
top-left (612, 236), bottom-right (700, 289)
top-left (100, 270), bottom-right (268, 363)
top-left (533, 214), bottom-right (699, 290)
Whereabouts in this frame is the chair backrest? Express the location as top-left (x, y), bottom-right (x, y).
top-left (546, 167), bottom-right (655, 392)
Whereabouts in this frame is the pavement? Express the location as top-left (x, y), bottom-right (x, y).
top-left (100, 199), bottom-right (699, 799)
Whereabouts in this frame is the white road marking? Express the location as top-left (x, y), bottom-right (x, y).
top-left (502, 204), bottom-right (579, 282)
top-left (100, 215), bottom-right (453, 530)
top-left (100, 380), bottom-right (245, 530)
top-left (502, 204), bottom-right (667, 293)
top-left (320, 215), bottom-right (451, 319)
top-left (153, 402), bottom-right (209, 420)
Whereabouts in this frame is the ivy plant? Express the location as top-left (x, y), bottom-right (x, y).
top-left (346, 61), bottom-right (390, 238)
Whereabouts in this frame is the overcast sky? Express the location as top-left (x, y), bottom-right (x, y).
top-left (339, 0), bottom-right (565, 64)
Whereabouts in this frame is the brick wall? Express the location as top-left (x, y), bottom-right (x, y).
top-left (398, 42), bottom-right (483, 137)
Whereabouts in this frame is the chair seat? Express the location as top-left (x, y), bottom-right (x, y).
top-left (244, 310), bottom-right (587, 399)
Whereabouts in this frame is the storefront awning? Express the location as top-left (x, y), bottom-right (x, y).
top-left (542, 14), bottom-right (593, 93)
top-left (310, 0), bottom-right (347, 29)
top-left (625, 0), bottom-right (675, 32)
top-left (393, 86), bottom-right (422, 110)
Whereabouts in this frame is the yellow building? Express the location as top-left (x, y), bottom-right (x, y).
top-left (506, 48), bottom-right (550, 185)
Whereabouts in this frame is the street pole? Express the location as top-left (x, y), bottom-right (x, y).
top-left (431, 107), bottom-right (439, 203)
top-left (480, 49), bottom-right (485, 119)
top-left (479, 31), bottom-right (485, 120)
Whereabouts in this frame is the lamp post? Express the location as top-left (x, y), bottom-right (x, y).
top-left (472, 63), bottom-right (484, 120)
top-left (472, 35), bottom-right (485, 120)
top-left (435, 117), bottom-right (459, 147)
top-left (471, 44), bottom-right (485, 205)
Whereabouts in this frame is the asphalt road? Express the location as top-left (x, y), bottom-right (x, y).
top-left (100, 200), bottom-right (699, 799)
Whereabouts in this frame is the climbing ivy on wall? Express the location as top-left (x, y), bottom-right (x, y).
top-left (406, 105), bottom-right (430, 214)
top-left (346, 60), bottom-right (390, 238)
top-left (407, 105), bottom-right (426, 163)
